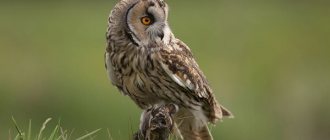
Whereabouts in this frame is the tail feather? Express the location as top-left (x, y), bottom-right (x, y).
top-left (209, 100), bottom-right (234, 123)
top-left (220, 105), bottom-right (234, 118)
top-left (175, 122), bottom-right (213, 140)
top-left (198, 126), bottom-right (213, 140)
top-left (174, 108), bottom-right (213, 140)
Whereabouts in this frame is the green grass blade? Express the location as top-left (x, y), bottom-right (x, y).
top-left (37, 118), bottom-right (52, 140)
top-left (11, 116), bottom-right (24, 140)
top-left (75, 129), bottom-right (101, 140)
top-left (106, 128), bottom-right (113, 140)
top-left (57, 127), bottom-right (67, 140)
top-left (48, 125), bottom-right (59, 140)
top-left (27, 119), bottom-right (32, 140)
top-left (14, 134), bottom-right (19, 140)
top-left (68, 129), bottom-right (75, 140)
top-left (9, 129), bottom-right (12, 140)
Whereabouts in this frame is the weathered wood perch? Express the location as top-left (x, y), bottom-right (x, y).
top-left (134, 103), bottom-right (179, 140)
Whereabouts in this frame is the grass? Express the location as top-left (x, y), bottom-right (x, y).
top-left (10, 117), bottom-right (102, 140)
top-left (9, 117), bottom-right (183, 140)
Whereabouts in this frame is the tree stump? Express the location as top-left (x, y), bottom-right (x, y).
top-left (134, 104), bottom-right (179, 140)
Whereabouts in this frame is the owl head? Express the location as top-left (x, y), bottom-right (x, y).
top-left (108, 0), bottom-right (172, 47)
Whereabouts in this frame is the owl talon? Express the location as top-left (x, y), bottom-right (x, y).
top-left (134, 103), bottom-right (178, 140)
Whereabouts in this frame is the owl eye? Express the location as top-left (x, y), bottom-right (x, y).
top-left (141, 16), bottom-right (153, 25)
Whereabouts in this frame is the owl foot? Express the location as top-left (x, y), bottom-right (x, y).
top-left (134, 103), bottom-right (179, 140)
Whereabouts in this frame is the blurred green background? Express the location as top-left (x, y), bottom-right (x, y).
top-left (1, 0), bottom-right (330, 139)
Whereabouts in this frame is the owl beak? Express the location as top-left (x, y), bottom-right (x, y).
top-left (157, 23), bottom-right (166, 40)
top-left (158, 32), bottom-right (164, 40)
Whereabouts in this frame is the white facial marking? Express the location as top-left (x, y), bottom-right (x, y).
top-left (162, 25), bottom-right (171, 45)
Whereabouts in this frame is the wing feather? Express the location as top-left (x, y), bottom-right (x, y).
top-left (158, 39), bottom-right (211, 100)
top-left (158, 39), bottom-right (233, 122)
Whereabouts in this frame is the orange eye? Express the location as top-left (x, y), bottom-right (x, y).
top-left (141, 16), bottom-right (153, 25)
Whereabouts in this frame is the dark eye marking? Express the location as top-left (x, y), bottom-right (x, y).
top-left (145, 10), bottom-right (155, 24)
top-left (125, 2), bottom-right (140, 46)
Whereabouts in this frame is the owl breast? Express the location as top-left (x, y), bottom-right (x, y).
top-left (108, 44), bottom-right (163, 108)
top-left (108, 43), bottom-right (195, 109)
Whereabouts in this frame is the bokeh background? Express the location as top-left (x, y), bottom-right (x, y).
top-left (1, 0), bottom-right (329, 139)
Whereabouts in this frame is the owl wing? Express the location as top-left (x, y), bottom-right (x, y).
top-left (158, 39), bottom-right (233, 122)
top-left (159, 40), bottom-right (212, 99)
